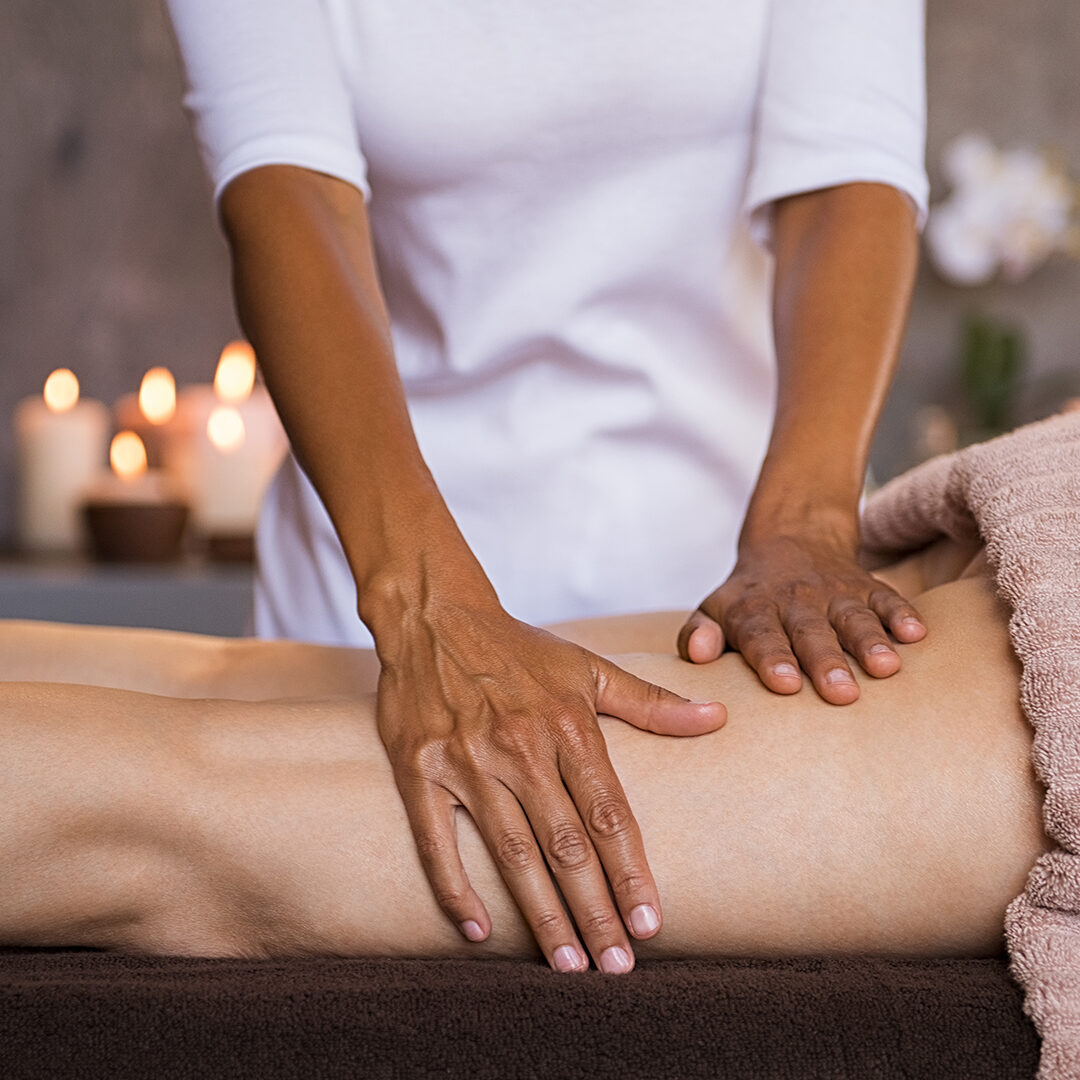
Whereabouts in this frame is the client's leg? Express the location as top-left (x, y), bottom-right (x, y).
top-left (0, 571), bottom-right (1048, 963)
top-left (0, 620), bottom-right (379, 700)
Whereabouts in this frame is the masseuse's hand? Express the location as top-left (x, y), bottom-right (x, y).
top-left (678, 529), bottom-right (926, 705)
top-left (375, 602), bottom-right (726, 974)
top-left (682, 183), bottom-right (926, 701)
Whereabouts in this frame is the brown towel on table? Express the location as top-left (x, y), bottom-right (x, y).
top-left (0, 950), bottom-right (1038, 1079)
top-left (862, 411), bottom-right (1080, 1080)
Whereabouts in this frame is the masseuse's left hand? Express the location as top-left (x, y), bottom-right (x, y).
top-left (678, 518), bottom-right (925, 705)
top-left (677, 182), bottom-right (928, 703)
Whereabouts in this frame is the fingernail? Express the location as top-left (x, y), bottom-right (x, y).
top-left (774, 663), bottom-right (799, 679)
top-left (599, 946), bottom-right (633, 975)
top-left (628, 904), bottom-right (660, 937)
top-left (553, 945), bottom-right (585, 973)
top-left (824, 669), bottom-right (855, 686)
top-left (902, 618), bottom-right (923, 630)
top-left (869, 644), bottom-right (894, 656)
top-left (461, 920), bottom-right (485, 942)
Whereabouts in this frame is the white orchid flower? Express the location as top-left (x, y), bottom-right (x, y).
top-left (927, 134), bottom-right (1077, 286)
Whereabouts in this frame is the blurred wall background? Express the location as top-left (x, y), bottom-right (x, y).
top-left (2, 1), bottom-right (1078, 546)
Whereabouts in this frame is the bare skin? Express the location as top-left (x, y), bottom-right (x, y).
top-left (219, 164), bottom-right (921, 960)
top-left (0, 542), bottom-right (1051, 970)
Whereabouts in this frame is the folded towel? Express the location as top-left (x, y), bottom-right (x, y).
top-left (862, 411), bottom-right (1080, 1080)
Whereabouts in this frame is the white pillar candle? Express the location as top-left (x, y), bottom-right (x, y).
top-left (164, 383), bottom-right (287, 537)
top-left (15, 369), bottom-right (109, 553)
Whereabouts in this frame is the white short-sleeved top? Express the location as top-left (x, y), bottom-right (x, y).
top-left (167, 0), bottom-right (928, 647)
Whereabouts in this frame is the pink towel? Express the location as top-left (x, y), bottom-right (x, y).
top-left (862, 412), bottom-right (1080, 1079)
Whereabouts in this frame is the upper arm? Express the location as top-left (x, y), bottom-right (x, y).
top-left (743, 0), bottom-right (929, 251)
top-left (165, 0), bottom-right (370, 211)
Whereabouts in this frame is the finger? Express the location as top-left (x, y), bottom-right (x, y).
top-left (517, 771), bottom-right (640, 973)
top-left (468, 782), bottom-right (591, 974)
top-left (676, 609), bottom-right (725, 664)
top-left (869, 586), bottom-right (927, 643)
top-left (400, 779), bottom-right (492, 944)
top-left (594, 657), bottom-right (727, 734)
top-left (780, 608), bottom-right (860, 705)
top-left (555, 731), bottom-right (663, 954)
top-left (722, 604), bottom-right (804, 694)
top-left (828, 598), bottom-right (902, 679)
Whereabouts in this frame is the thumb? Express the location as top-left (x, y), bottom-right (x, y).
top-left (595, 658), bottom-right (727, 736)
top-left (677, 608), bottom-right (726, 664)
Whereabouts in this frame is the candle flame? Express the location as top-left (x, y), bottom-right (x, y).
top-left (110, 431), bottom-right (148, 481)
top-left (207, 405), bottom-right (246, 453)
top-left (214, 341), bottom-right (256, 404)
top-left (138, 367), bottom-right (177, 425)
top-left (43, 369), bottom-right (80, 414)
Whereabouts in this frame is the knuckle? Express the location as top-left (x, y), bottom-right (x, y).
top-left (587, 792), bottom-right (633, 839)
top-left (868, 586), bottom-right (901, 609)
top-left (643, 679), bottom-right (672, 706)
top-left (785, 613), bottom-right (829, 643)
top-left (447, 736), bottom-right (491, 782)
top-left (412, 739), bottom-right (450, 778)
top-left (413, 830), bottom-right (451, 865)
top-left (492, 829), bottom-right (537, 873)
top-left (432, 885), bottom-right (469, 913)
top-left (490, 712), bottom-right (537, 757)
top-left (775, 579), bottom-right (816, 608)
top-left (554, 711), bottom-right (598, 756)
top-left (550, 705), bottom-right (592, 737)
top-left (577, 907), bottom-right (621, 938)
top-left (748, 635), bottom-right (793, 663)
top-left (390, 733), bottom-right (451, 786)
top-left (610, 870), bottom-right (652, 899)
top-left (829, 603), bottom-right (868, 634)
top-left (531, 908), bottom-right (569, 938)
top-left (728, 614), bottom-right (778, 653)
top-left (725, 594), bottom-right (769, 627)
top-left (546, 824), bottom-right (593, 871)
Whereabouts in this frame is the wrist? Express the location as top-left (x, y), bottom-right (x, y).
top-left (741, 438), bottom-right (866, 549)
top-left (740, 477), bottom-right (861, 553)
top-left (356, 536), bottom-right (503, 662)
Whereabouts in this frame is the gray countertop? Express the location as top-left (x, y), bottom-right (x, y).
top-left (0, 558), bottom-right (254, 637)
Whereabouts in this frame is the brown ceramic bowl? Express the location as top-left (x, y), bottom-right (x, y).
top-left (82, 501), bottom-right (189, 563)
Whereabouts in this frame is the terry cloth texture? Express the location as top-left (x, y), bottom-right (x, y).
top-left (0, 951), bottom-right (1037, 1079)
top-left (862, 411), bottom-right (1080, 1080)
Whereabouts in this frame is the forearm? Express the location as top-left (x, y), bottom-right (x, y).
top-left (219, 166), bottom-right (498, 638)
top-left (746, 182), bottom-right (918, 544)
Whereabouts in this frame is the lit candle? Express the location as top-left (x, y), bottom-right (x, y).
top-left (139, 367), bottom-right (177, 425)
top-left (81, 431), bottom-right (189, 562)
top-left (163, 341), bottom-right (287, 553)
top-left (214, 340), bottom-right (257, 402)
top-left (14, 369), bottom-right (109, 553)
top-left (112, 367), bottom-right (178, 467)
top-left (84, 431), bottom-right (177, 504)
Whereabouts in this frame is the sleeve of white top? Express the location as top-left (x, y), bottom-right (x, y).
top-left (165, 0), bottom-right (370, 208)
top-left (744, 0), bottom-right (929, 251)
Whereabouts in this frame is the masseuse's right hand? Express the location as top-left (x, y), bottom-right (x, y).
top-left (217, 166), bottom-right (725, 971)
top-left (372, 595), bottom-right (726, 974)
